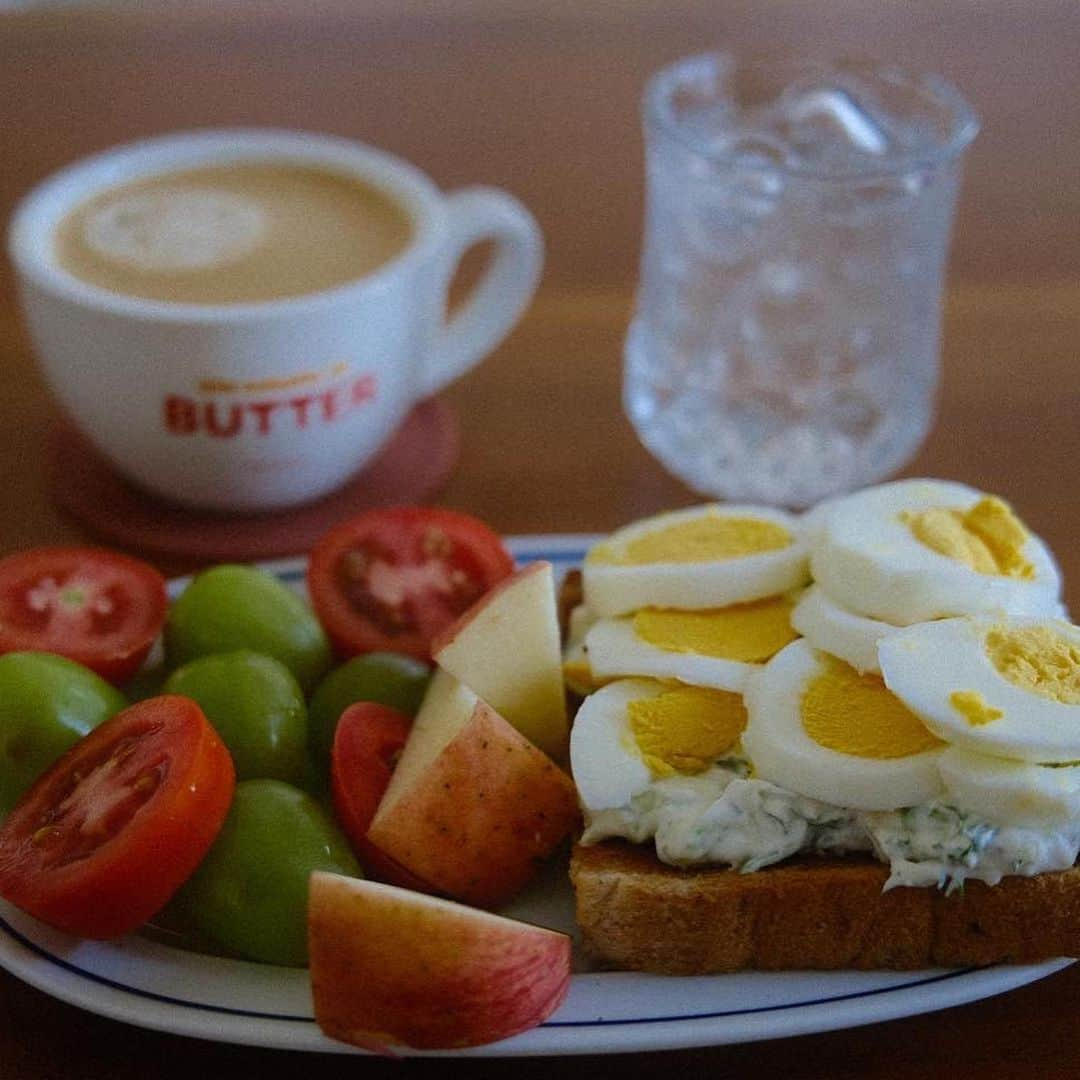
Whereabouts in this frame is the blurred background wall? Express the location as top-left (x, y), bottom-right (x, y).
top-left (1, 0), bottom-right (1076, 302)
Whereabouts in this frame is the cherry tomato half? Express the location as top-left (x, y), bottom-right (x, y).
top-left (308, 507), bottom-right (514, 661)
top-left (0, 547), bottom-right (167, 685)
top-left (0, 695), bottom-right (235, 939)
top-left (330, 701), bottom-right (432, 891)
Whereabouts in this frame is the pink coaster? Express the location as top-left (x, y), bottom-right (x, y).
top-left (48, 399), bottom-right (459, 562)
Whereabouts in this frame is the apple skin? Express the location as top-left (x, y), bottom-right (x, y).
top-left (366, 696), bottom-right (580, 908)
top-left (431, 561), bottom-right (568, 762)
top-left (308, 872), bottom-right (572, 1051)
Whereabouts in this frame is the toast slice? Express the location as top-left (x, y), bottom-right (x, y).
top-left (570, 839), bottom-right (1080, 972)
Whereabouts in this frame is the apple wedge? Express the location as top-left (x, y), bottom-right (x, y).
top-left (366, 668), bottom-right (579, 907)
top-left (309, 872), bottom-right (571, 1051)
top-left (431, 561), bottom-right (569, 761)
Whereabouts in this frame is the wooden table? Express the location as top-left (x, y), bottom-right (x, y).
top-left (2, 3), bottom-right (1079, 1076)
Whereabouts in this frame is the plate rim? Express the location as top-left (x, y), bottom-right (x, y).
top-left (1, 896), bottom-right (1070, 1058)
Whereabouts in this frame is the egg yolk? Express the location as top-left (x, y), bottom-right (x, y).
top-left (628, 686), bottom-right (747, 777)
top-left (949, 689), bottom-right (1004, 726)
top-left (590, 511), bottom-right (791, 565)
top-left (900, 497), bottom-right (1034, 579)
top-left (632, 596), bottom-right (798, 662)
top-left (801, 655), bottom-right (943, 759)
top-left (985, 624), bottom-right (1080, 705)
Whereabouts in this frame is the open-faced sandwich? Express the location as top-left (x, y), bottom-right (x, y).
top-left (566, 479), bottom-right (1080, 972)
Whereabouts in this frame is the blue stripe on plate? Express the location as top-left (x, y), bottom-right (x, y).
top-left (0, 912), bottom-right (311, 1022)
top-left (543, 967), bottom-right (984, 1027)
top-left (0, 908), bottom-right (981, 1028)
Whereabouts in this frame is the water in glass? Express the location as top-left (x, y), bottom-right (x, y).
top-left (625, 56), bottom-right (978, 506)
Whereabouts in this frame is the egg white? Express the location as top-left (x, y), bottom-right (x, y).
top-left (585, 616), bottom-right (776, 693)
top-left (938, 744), bottom-right (1080, 830)
top-left (790, 584), bottom-right (900, 675)
top-left (742, 639), bottom-right (945, 810)
top-left (879, 616), bottom-right (1080, 764)
top-left (562, 637), bottom-right (599, 696)
top-left (566, 603), bottom-right (597, 647)
top-left (810, 479), bottom-right (1062, 625)
top-left (798, 491), bottom-right (846, 548)
top-left (583, 504), bottom-right (809, 617)
top-left (569, 678), bottom-right (665, 811)
top-left (561, 603), bottom-right (603, 695)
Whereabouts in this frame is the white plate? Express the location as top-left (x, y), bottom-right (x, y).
top-left (0, 536), bottom-right (1071, 1057)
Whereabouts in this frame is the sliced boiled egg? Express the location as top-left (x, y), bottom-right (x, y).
top-left (798, 491), bottom-right (846, 548)
top-left (879, 616), bottom-right (1080, 764)
top-left (562, 637), bottom-right (598, 696)
top-left (569, 678), bottom-right (747, 811)
top-left (566, 604), bottom-right (597, 646)
top-left (742, 639), bottom-right (945, 810)
top-left (937, 744), bottom-right (1080, 829)
top-left (562, 603), bottom-right (604, 695)
top-left (584, 594), bottom-right (799, 693)
top-left (583, 504), bottom-right (809, 617)
top-left (790, 584), bottom-right (900, 675)
top-left (810, 479), bottom-right (1062, 625)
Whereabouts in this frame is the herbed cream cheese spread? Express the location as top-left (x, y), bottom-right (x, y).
top-left (579, 755), bottom-right (1080, 892)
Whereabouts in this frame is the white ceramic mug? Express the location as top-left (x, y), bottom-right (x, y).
top-left (8, 129), bottom-right (543, 511)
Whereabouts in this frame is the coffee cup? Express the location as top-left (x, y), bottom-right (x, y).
top-left (8, 129), bottom-right (543, 511)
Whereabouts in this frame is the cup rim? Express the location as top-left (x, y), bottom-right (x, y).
top-left (7, 128), bottom-right (445, 323)
top-left (644, 52), bottom-right (980, 181)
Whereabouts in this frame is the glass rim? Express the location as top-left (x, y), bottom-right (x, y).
top-left (644, 52), bottom-right (980, 181)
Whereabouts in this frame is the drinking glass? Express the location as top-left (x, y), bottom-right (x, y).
top-left (624, 55), bottom-right (979, 507)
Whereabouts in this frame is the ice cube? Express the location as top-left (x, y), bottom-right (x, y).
top-left (765, 76), bottom-right (904, 171)
top-left (784, 88), bottom-right (889, 155)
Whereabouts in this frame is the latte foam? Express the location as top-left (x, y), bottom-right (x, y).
top-left (82, 189), bottom-right (266, 272)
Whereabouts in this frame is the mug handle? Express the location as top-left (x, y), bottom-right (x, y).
top-left (419, 187), bottom-right (543, 399)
